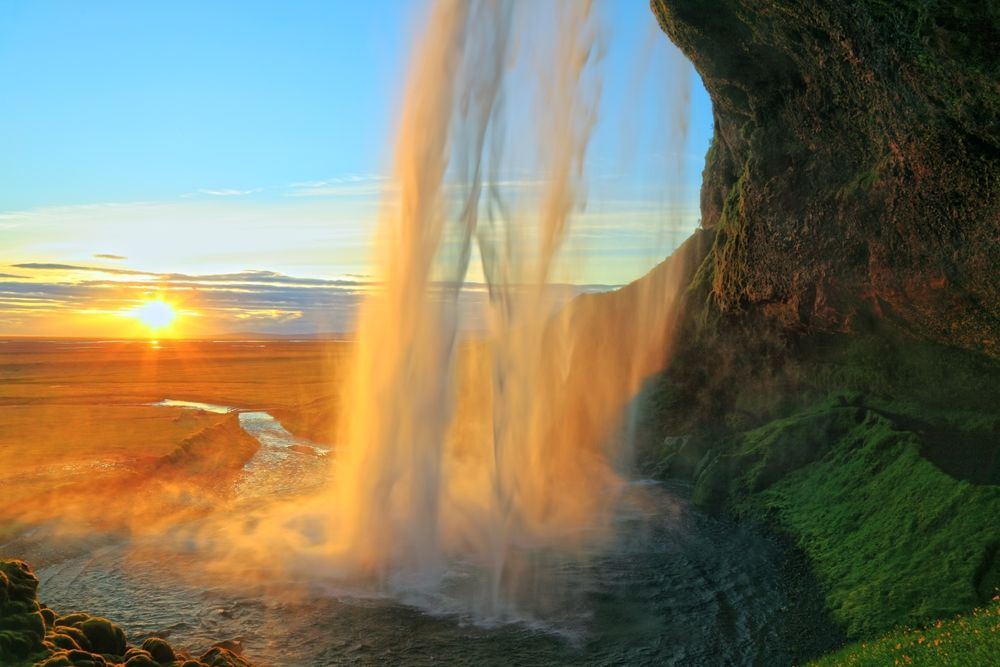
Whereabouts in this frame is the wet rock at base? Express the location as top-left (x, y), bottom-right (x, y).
top-left (0, 559), bottom-right (254, 667)
top-left (139, 638), bottom-right (175, 664)
top-left (0, 560), bottom-right (47, 660)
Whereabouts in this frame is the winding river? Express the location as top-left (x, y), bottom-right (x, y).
top-left (23, 401), bottom-right (811, 666)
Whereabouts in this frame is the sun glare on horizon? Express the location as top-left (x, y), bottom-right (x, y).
top-left (130, 300), bottom-right (177, 332)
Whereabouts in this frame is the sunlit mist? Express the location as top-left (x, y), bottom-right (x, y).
top-left (1, 1), bottom-right (717, 664)
top-left (184, 0), bottom-right (694, 626)
top-left (2, 0), bottom-right (985, 665)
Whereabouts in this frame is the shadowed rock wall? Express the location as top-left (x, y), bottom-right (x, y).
top-left (651, 0), bottom-right (999, 355)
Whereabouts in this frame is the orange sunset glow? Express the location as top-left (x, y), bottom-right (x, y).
top-left (4, 1), bottom-right (994, 666)
top-left (128, 299), bottom-right (178, 332)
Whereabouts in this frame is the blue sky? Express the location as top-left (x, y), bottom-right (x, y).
top-left (0, 1), bottom-right (413, 208)
top-left (0, 1), bottom-right (713, 335)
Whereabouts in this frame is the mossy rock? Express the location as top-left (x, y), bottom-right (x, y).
top-left (0, 560), bottom-right (253, 666)
top-left (51, 625), bottom-right (92, 652)
top-left (48, 631), bottom-right (84, 652)
top-left (0, 629), bottom-right (41, 662)
top-left (54, 613), bottom-right (92, 629)
top-left (123, 650), bottom-right (159, 667)
top-left (0, 560), bottom-right (46, 661)
top-left (140, 637), bottom-right (176, 664)
top-left (39, 607), bottom-right (58, 629)
top-left (76, 617), bottom-right (126, 657)
top-left (36, 648), bottom-right (110, 666)
top-left (34, 653), bottom-right (75, 667)
top-left (199, 644), bottom-right (252, 667)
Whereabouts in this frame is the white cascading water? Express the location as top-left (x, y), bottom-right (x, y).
top-left (203, 0), bottom-right (692, 624)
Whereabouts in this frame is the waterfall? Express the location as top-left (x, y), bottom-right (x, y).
top-left (205, 0), bottom-right (693, 624)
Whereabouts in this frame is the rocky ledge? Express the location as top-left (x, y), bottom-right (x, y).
top-left (0, 559), bottom-right (252, 667)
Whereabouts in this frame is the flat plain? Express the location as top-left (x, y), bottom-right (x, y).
top-left (0, 338), bottom-right (345, 542)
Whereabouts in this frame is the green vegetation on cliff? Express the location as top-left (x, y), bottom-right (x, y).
top-left (639, 0), bottom-right (1000, 660)
top-left (702, 403), bottom-right (1000, 636)
top-left (639, 322), bottom-right (1000, 647)
top-left (808, 597), bottom-right (1000, 667)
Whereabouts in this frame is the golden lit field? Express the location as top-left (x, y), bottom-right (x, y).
top-left (0, 338), bottom-right (344, 422)
top-left (0, 338), bottom-right (346, 541)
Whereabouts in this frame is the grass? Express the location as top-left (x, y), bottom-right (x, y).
top-left (648, 327), bottom-right (1000, 644)
top-left (808, 596), bottom-right (1000, 666)
top-left (690, 398), bottom-right (1000, 638)
top-left (738, 407), bottom-right (1000, 636)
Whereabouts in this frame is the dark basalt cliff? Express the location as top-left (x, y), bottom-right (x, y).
top-left (651, 0), bottom-right (999, 356)
top-left (633, 2), bottom-right (1000, 656)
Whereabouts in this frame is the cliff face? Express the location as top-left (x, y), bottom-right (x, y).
top-left (651, 0), bottom-right (999, 356)
top-left (635, 3), bottom-right (1000, 646)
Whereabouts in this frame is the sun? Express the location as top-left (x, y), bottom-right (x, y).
top-left (131, 300), bottom-right (177, 331)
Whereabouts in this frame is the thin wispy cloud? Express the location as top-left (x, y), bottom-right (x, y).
top-left (12, 263), bottom-right (155, 277)
top-left (0, 178), bottom-right (699, 336)
top-left (286, 174), bottom-right (389, 198)
top-left (13, 263), bottom-right (371, 288)
top-left (0, 268), bottom-right (367, 334)
top-left (197, 188), bottom-right (262, 197)
top-left (0, 260), bottom-right (617, 335)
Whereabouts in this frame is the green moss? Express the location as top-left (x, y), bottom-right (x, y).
top-left (122, 648), bottom-right (159, 667)
top-left (0, 559), bottom-right (254, 666)
top-left (705, 403), bottom-right (1000, 637)
top-left (141, 636), bottom-right (176, 663)
top-left (710, 162), bottom-right (752, 309)
top-left (0, 560), bottom-right (46, 663)
top-left (639, 317), bottom-right (1000, 658)
top-left (76, 616), bottom-right (126, 656)
top-left (808, 597), bottom-right (1000, 666)
top-left (52, 625), bottom-right (90, 652)
top-left (838, 165), bottom-right (880, 200)
top-left (692, 403), bottom-right (866, 508)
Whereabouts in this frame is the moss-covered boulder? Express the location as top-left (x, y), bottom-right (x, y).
top-left (139, 637), bottom-right (175, 664)
top-left (121, 648), bottom-right (158, 667)
top-left (0, 560), bottom-right (46, 661)
top-left (0, 559), bottom-right (254, 667)
top-left (198, 645), bottom-right (253, 667)
top-left (49, 625), bottom-right (93, 653)
top-left (46, 612), bottom-right (129, 663)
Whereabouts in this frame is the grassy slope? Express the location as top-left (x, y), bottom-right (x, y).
top-left (643, 325), bottom-right (1000, 647)
top-left (706, 404), bottom-right (1000, 636)
top-left (808, 597), bottom-right (1000, 666)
